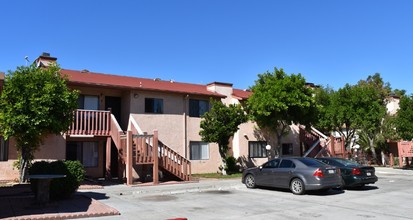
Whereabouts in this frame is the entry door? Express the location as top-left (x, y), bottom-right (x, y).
top-left (105, 96), bottom-right (122, 178)
top-left (105, 96), bottom-right (122, 126)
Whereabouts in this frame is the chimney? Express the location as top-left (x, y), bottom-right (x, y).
top-left (34, 52), bottom-right (57, 68)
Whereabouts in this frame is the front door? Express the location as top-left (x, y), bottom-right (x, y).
top-left (105, 96), bottom-right (122, 178)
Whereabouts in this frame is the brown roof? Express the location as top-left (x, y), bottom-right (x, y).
top-left (61, 69), bottom-right (226, 98)
top-left (232, 89), bottom-right (252, 100)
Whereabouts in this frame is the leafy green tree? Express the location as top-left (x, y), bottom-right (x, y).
top-left (313, 85), bottom-right (335, 134)
top-left (326, 84), bottom-right (366, 151)
top-left (0, 64), bottom-right (79, 182)
top-left (200, 99), bottom-right (248, 175)
top-left (393, 89), bottom-right (406, 97)
top-left (246, 68), bottom-right (318, 158)
top-left (352, 84), bottom-right (386, 163)
top-left (395, 95), bottom-right (413, 140)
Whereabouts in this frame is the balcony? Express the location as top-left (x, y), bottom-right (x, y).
top-left (67, 109), bottom-right (111, 136)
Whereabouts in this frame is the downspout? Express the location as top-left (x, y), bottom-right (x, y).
top-left (183, 94), bottom-right (189, 158)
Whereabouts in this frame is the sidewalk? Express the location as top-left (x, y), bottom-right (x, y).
top-left (374, 166), bottom-right (413, 176)
top-left (0, 178), bottom-right (242, 220)
top-left (1, 167), bottom-right (411, 220)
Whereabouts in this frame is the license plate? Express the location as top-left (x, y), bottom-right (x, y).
top-left (366, 172), bottom-right (371, 176)
top-left (328, 170), bottom-right (335, 174)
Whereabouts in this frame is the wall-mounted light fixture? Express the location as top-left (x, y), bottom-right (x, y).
top-left (243, 134), bottom-right (249, 140)
top-left (134, 93), bottom-right (139, 99)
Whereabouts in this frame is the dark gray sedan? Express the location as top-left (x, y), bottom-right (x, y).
top-left (242, 157), bottom-right (342, 195)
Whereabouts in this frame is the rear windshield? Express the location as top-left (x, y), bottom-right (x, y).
top-left (334, 158), bottom-right (360, 166)
top-left (297, 158), bottom-right (325, 167)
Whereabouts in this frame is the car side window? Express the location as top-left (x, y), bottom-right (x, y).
top-left (279, 159), bottom-right (295, 168)
top-left (263, 159), bottom-right (279, 168)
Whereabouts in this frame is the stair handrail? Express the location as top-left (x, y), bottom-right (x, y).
top-left (128, 116), bottom-right (191, 181)
top-left (310, 126), bottom-right (328, 139)
top-left (128, 116), bottom-right (144, 135)
top-left (110, 114), bottom-right (125, 150)
top-left (303, 139), bottom-right (320, 157)
top-left (302, 126), bottom-right (332, 157)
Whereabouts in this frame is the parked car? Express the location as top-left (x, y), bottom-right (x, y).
top-left (241, 157), bottom-right (342, 195)
top-left (315, 157), bottom-right (378, 189)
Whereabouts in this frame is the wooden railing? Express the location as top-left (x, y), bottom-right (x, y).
top-left (300, 126), bottom-right (348, 158)
top-left (126, 117), bottom-right (192, 184)
top-left (300, 126), bottom-right (324, 157)
top-left (67, 110), bottom-right (111, 136)
top-left (159, 141), bottom-right (191, 181)
top-left (110, 114), bottom-right (125, 151)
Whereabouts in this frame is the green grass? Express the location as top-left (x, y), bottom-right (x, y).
top-left (192, 173), bottom-right (242, 179)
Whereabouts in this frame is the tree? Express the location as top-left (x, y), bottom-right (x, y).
top-left (313, 85), bottom-right (335, 134)
top-left (0, 64), bottom-right (79, 182)
top-left (394, 95), bottom-right (413, 140)
top-left (354, 74), bottom-right (389, 163)
top-left (246, 68), bottom-right (318, 158)
top-left (199, 99), bottom-right (248, 175)
top-left (352, 85), bottom-right (386, 163)
top-left (327, 84), bottom-right (359, 150)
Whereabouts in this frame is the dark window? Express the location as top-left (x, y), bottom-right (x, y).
top-left (145, 98), bottom-right (164, 114)
top-left (0, 137), bottom-right (8, 161)
top-left (189, 99), bottom-right (209, 117)
top-left (190, 141), bottom-right (209, 160)
top-left (298, 158), bottom-right (324, 167)
top-left (249, 141), bottom-right (267, 158)
top-left (263, 159), bottom-right (279, 168)
top-left (279, 159), bottom-right (295, 168)
top-left (66, 141), bottom-right (99, 167)
top-left (78, 95), bottom-right (99, 110)
top-left (282, 143), bottom-right (293, 155)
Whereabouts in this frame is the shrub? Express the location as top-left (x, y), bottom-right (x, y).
top-left (224, 156), bottom-right (240, 174)
top-left (29, 160), bottom-right (85, 200)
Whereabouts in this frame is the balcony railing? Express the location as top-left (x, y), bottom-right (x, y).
top-left (67, 109), bottom-right (111, 136)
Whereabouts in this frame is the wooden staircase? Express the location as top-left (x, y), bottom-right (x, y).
top-left (300, 126), bottom-right (347, 158)
top-left (122, 117), bottom-right (191, 185)
top-left (67, 109), bottom-right (192, 184)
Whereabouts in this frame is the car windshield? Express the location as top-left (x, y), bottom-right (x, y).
top-left (335, 158), bottom-right (360, 166)
top-left (297, 158), bottom-right (325, 167)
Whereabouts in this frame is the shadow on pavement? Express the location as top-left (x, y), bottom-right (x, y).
top-left (0, 184), bottom-right (119, 220)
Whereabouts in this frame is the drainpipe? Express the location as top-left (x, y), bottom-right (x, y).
top-left (183, 94), bottom-right (189, 158)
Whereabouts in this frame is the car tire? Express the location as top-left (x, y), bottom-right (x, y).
top-left (290, 178), bottom-right (305, 195)
top-left (245, 174), bottom-right (256, 188)
top-left (334, 178), bottom-right (346, 191)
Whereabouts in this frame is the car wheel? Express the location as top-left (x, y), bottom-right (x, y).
top-left (290, 178), bottom-right (305, 195)
top-left (245, 174), bottom-right (256, 188)
top-left (335, 178), bottom-right (346, 190)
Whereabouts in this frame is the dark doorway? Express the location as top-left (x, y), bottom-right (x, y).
top-left (105, 96), bottom-right (122, 127)
top-left (105, 96), bottom-right (122, 178)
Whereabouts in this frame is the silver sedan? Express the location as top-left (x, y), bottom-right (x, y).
top-left (242, 157), bottom-right (342, 195)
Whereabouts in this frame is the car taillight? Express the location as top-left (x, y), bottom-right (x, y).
top-left (352, 168), bottom-right (361, 175)
top-left (313, 168), bottom-right (324, 177)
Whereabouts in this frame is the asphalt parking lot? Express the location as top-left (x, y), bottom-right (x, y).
top-left (81, 167), bottom-right (413, 220)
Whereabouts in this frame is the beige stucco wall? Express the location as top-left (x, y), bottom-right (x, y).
top-left (0, 134), bottom-right (66, 181)
top-left (234, 121), bottom-right (302, 169)
top-left (128, 90), bottom-right (223, 174)
top-left (386, 96), bottom-right (400, 116)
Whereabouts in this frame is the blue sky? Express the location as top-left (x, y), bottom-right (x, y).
top-left (1, 1), bottom-right (412, 93)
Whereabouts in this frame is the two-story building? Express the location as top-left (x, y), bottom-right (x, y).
top-left (0, 53), bottom-right (303, 183)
